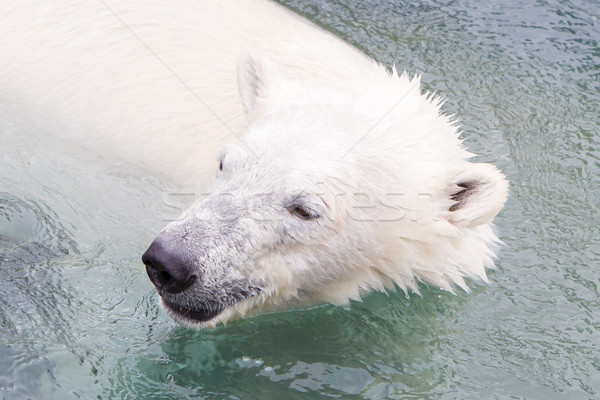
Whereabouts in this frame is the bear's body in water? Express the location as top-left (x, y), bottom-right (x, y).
top-left (0, 0), bottom-right (508, 328)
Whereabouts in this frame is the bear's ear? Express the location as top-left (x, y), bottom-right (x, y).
top-left (237, 52), bottom-right (272, 114)
top-left (445, 163), bottom-right (509, 228)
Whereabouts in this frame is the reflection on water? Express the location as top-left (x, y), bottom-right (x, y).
top-left (103, 288), bottom-right (464, 399)
top-left (1, 0), bottom-right (599, 398)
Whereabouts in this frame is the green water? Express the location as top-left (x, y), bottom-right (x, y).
top-left (1, 0), bottom-right (599, 398)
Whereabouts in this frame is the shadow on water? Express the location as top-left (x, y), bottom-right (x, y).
top-left (105, 285), bottom-right (471, 400)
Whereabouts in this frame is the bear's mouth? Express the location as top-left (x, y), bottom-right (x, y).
top-left (162, 300), bottom-right (223, 323)
top-left (161, 286), bottom-right (262, 324)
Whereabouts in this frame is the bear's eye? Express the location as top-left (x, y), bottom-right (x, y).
top-left (288, 204), bottom-right (319, 220)
top-left (219, 161), bottom-right (223, 171)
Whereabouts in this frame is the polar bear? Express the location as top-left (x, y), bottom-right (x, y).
top-left (0, 0), bottom-right (507, 328)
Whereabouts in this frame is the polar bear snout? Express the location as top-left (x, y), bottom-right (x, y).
top-left (142, 236), bottom-right (197, 295)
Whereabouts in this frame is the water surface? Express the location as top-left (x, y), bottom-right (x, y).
top-left (1, 0), bottom-right (599, 398)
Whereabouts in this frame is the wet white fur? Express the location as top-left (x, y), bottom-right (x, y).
top-left (0, 0), bottom-right (508, 328)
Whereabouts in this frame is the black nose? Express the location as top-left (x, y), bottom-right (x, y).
top-left (142, 235), bottom-right (197, 294)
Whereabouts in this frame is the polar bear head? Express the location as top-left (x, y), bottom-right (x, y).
top-left (142, 54), bottom-right (508, 328)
